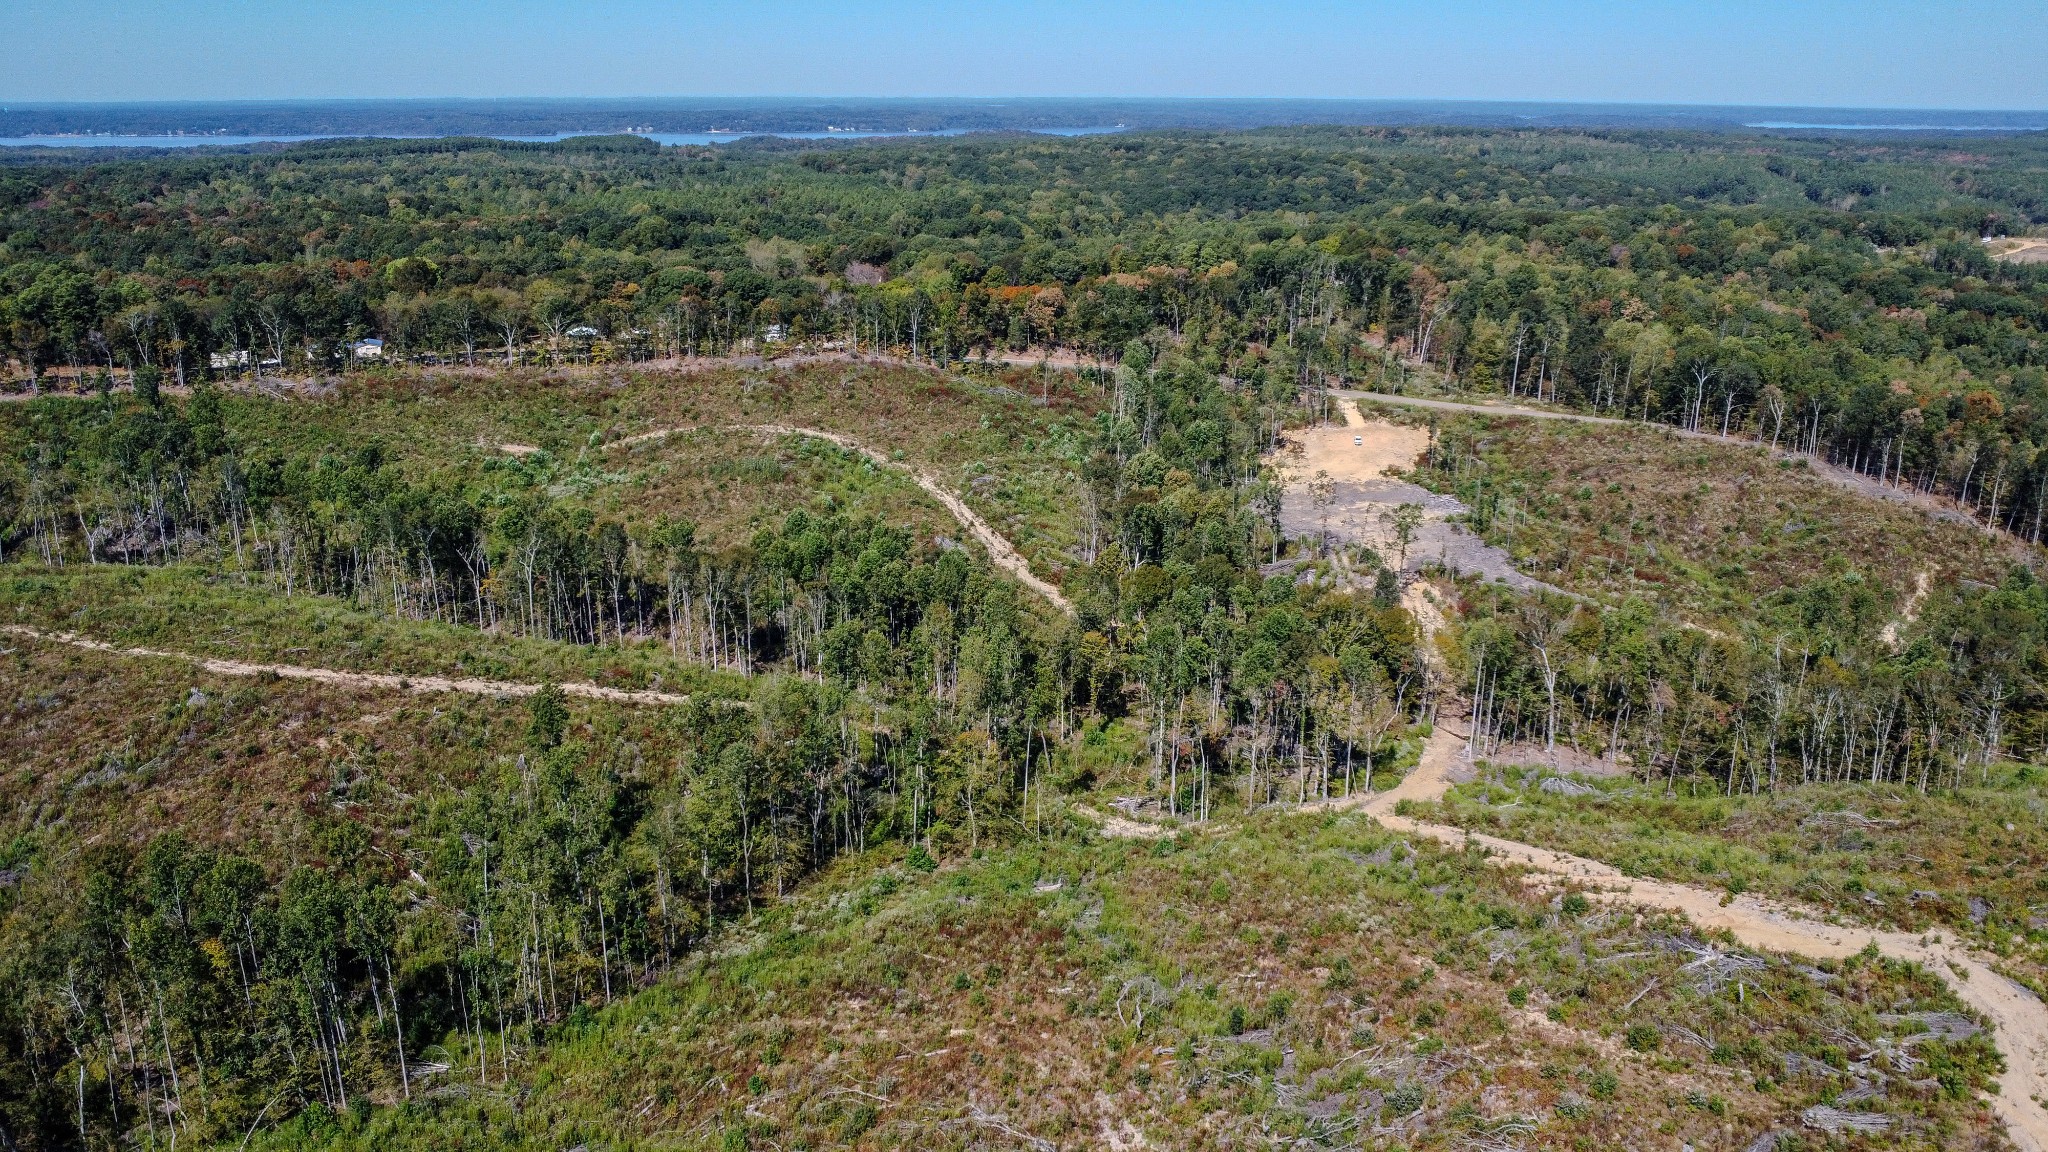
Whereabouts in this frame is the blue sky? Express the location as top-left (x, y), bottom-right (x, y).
top-left (7, 0), bottom-right (2045, 109)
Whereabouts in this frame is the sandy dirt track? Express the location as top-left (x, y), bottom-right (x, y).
top-left (1103, 712), bottom-right (2048, 1149)
top-left (1988, 238), bottom-right (2048, 265)
top-left (1332, 720), bottom-right (2048, 1152)
top-left (0, 624), bottom-right (695, 706)
top-left (605, 423), bottom-right (1075, 614)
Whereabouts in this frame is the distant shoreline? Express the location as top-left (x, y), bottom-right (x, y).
top-left (0, 126), bottom-right (1129, 149)
top-left (2, 96), bottom-right (2044, 144)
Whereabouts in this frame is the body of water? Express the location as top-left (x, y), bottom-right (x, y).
top-left (0, 127), bottom-right (1125, 149)
top-left (1746, 122), bottom-right (2046, 131)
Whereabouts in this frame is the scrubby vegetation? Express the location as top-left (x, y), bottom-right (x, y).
top-left (0, 661), bottom-right (2015, 1152)
top-left (1431, 763), bottom-right (2048, 981)
top-left (0, 355), bottom-right (1431, 1146)
top-left (1386, 406), bottom-right (2048, 812)
top-left (1, 121), bottom-right (2046, 1149)
top-left (1416, 414), bottom-right (2016, 621)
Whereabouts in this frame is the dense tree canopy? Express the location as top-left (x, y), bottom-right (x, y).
top-left (3, 127), bottom-right (2044, 523)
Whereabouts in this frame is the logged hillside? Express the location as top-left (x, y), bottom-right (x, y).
top-left (0, 353), bottom-right (1449, 1150)
top-left (1414, 413), bottom-right (2022, 625)
top-left (0, 634), bottom-right (2016, 1151)
top-left (2, 124), bottom-right (2048, 1151)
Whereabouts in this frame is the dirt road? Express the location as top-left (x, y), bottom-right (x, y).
top-left (606, 424), bottom-right (1075, 615)
top-left (1107, 709), bottom-right (2048, 1148)
top-left (1989, 238), bottom-right (2048, 266)
top-left (1338, 720), bottom-right (2048, 1152)
top-left (0, 624), bottom-right (695, 706)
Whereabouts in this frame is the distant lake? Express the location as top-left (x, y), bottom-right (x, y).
top-left (1745, 122), bottom-right (2046, 132)
top-left (0, 127), bottom-right (1127, 149)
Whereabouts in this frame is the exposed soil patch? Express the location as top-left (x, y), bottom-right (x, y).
top-left (1268, 399), bottom-right (1429, 484)
top-left (1987, 238), bottom-right (2048, 265)
top-left (1479, 739), bottom-right (1635, 779)
top-left (1264, 406), bottom-right (1553, 592)
top-left (1880, 569), bottom-right (1932, 648)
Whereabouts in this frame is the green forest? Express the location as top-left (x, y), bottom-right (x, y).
top-left (1, 125), bottom-right (2046, 1151)
top-left (4, 128), bottom-right (2047, 521)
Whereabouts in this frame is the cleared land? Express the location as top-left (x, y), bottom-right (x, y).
top-left (1, 564), bottom-right (740, 694)
top-left (4, 635), bottom-right (2012, 1151)
top-left (1265, 401), bottom-right (1543, 591)
top-left (1987, 238), bottom-right (2048, 265)
top-left (54, 361), bottom-right (1099, 579)
top-left (1399, 411), bottom-right (2023, 628)
top-left (1365, 725), bottom-right (2048, 1150)
top-left (1, 623), bottom-right (693, 705)
top-left (1342, 389), bottom-right (2001, 536)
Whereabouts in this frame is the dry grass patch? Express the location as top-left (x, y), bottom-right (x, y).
top-left (1420, 416), bottom-right (2022, 628)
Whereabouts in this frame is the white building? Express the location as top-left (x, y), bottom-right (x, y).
top-left (351, 339), bottom-right (385, 359)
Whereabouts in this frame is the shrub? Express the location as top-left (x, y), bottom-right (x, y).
top-left (1385, 1085), bottom-right (1425, 1114)
top-left (838, 1104), bottom-right (877, 1139)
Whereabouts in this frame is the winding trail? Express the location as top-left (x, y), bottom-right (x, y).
top-left (1336, 389), bottom-right (2005, 538)
top-left (14, 380), bottom-right (2040, 1140)
top-left (604, 424), bottom-right (1074, 614)
top-left (1333, 719), bottom-right (2048, 1152)
top-left (0, 624), bottom-right (695, 706)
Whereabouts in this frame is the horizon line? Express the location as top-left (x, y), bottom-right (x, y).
top-left (3, 95), bottom-right (2046, 116)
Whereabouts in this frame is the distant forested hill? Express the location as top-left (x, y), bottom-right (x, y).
top-left (2, 125), bottom-right (2044, 526)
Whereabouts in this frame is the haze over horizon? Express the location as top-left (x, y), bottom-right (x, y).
top-left (9, 0), bottom-right (2046, 110)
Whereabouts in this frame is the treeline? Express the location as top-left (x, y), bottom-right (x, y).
top-left (0, 363), bottom-right (1429, 806)
top-left (1380, 220), bottom-right (2048, 540)
top-left (1449, 564), bottom-right (2048, 795)
top-left (3, 128), bottom-right (2043, 530)
top-left (0, 354), bottom-right (1433, 778)
top-left (1417, 413), bottom-right (2048, 790)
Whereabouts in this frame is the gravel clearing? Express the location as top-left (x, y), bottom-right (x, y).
top-left (1266, 403), bottom-right (1555, 593)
